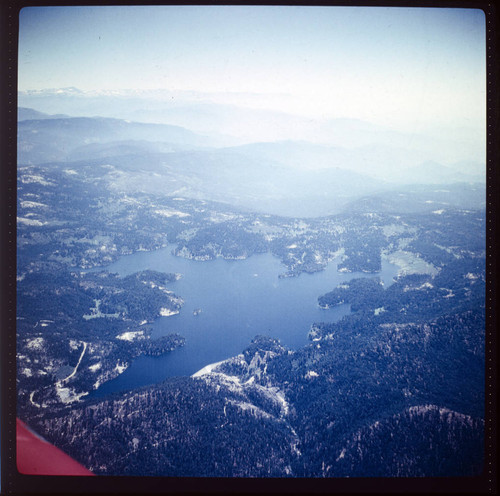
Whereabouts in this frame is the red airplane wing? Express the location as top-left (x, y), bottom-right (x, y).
top-left (17, 418), bottom-right (95, 476)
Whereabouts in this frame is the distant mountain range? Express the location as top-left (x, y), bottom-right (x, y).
top-left (399, 160), bottom-right (485, 184)
top-left (18, 107), bottom-right (69, 121)
top-left (17, 106), bottom-right (485, 217)
top-left (19, 87), bottom-right (485, 166)
top-left (18, 111), bottom-right (212, 165)
top-left (341, 183), bottom-right (486, 214)
top-left (222, 141), bottom-right (485, 184)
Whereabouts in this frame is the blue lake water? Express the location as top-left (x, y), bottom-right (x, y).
top-left (89, 247), bottom-right (398, 398)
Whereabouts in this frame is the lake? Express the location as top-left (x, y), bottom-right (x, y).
top-left (89, 247), bottom-right (398, 398)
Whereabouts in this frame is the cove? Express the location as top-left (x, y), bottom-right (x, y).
top-left (89, 247), bottom-right (398, 398)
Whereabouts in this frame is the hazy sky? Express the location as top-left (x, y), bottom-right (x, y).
top-left (18, 5), bottom-right (485, 131)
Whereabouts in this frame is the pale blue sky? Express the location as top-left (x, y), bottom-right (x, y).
top-left (18, 5), bottom-right (486, 130)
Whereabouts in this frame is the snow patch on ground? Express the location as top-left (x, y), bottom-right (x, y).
top-left (403, 281), bottom-right (434, 292)
top-left (83, 299), bottom-right (120, 320)
top-left (155, 209), bottom-right (190, 218)
top-left (159, 307), bottom-right (179, 317)
top-left (418, 282), bottom-right (434, 290)
top-left (382, 224), bottom-right (407, 237)
top-left (441, 288), bottom-right (455, 298)
top-left (19, 174), bottom-right (55, 186)
top-left (465, 272), bottom-right (479, 280)
top-left (56, 384), bottom-right (89, 404)
top-left (191, 360), bottom-right (227, 378)
top-left (26, 337), bottom-right (44, 350)
top-left (229, 400), bottom-right (274, 420)
top-left (384, 250), bottom-right (438, 276)
top-left (202, 370), bottom-right (243, 394)
top-left (275, 390), bottom-right (290, 416)
top-left (17, 217), bottom-right (46, 226)
top-left (114, 362), bottom-right (128, 374)
top-left (20, 200), bottom-right (47, 209)
top-left (116, 330), bottom-right (145, 341)
top-left (209, 212), bottom-right (239, 223)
